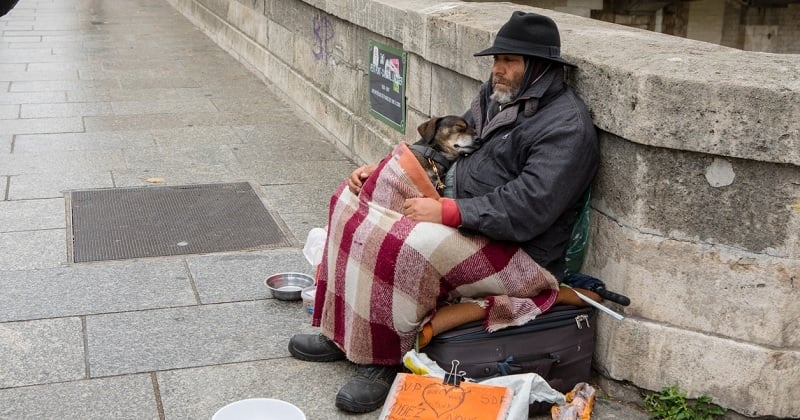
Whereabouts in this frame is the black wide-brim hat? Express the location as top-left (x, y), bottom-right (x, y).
top-left (474, 11), bottom-right (576, 67)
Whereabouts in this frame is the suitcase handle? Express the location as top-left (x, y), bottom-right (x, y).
top-left (595, 286), bottom-right (631, 306)
top-left (495, 356), bottom-right (556, 378)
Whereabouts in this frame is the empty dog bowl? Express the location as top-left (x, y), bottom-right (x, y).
top-left (265, 272), bottom-right (314, 301)
top-left (212, 398), bottom-right (306, 420)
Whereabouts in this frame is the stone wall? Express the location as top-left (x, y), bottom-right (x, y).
top-left (164, 0), bottom-right (800, 417)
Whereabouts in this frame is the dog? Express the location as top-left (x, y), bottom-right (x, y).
top-left (409, 115), bottom-right (477, 193)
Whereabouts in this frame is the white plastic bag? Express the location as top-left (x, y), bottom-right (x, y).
top-left (302, 227), bottom-right (327, 266)
top-left (397, 350), bottom-right (566, 420)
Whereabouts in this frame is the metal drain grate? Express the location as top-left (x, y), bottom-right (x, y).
top-left (69, 182), bottom-right (291, 263)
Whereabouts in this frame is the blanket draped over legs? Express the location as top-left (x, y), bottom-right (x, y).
top-left (312, 143), bottom-right (559, 365)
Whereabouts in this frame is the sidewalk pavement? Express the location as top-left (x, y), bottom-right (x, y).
top-left (0, 0), bottom-right (649, 418)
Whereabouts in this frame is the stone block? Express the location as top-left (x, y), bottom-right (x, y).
top-left (113, 98), bottom-right (218, 116)
top-left (429, 64), bottom-right (480, 116)
top-left (405, 108), bottom-right (430, 141)
top-left (227, 0), bottom-right (258, 40)
top-left (595, 317), bottom-right (800, 418)
top-left (261, 176), bottom-right (351, 216)
top-left (10, 79), bottom-right (119, 92)
top-left (279, 212), bottom-right (329, 243)
top-left (186, 249), bottom-right (312, 303)
top-left (14, 132), bottom-right (154, 153)
top-left (253, 12), bottom-right (268, 46)
top-left (352, 120), bottom-right (396, 166)
top-left (326, 0), bottom-right (406, 45)
top-left (8, 171), bottom-right (114, 200)
top-left (324, 13), bottom-right (359, 67)
top-left (594, 134), bottom-right (800, 256)
top-left (235, 30), bottom-right (270, 74)
top-left (151, 126), bottom-right (241, 147)
top-left (195, 0), bottom-right (229, 17)
top-left (0, 104), bottom-right (20, 119)
top-left (293, 32), bottom-right (330, 91)
top-left (0, 230), bottom-right (65, 270)
top-left (266, 0), bottom-right (315, 37)
top-left (85, 300), bottom-right (310, 376)
top-left (19, 102), bottom-right (111, 119)
top-left (259, 51), bottom-right (290, 93)
top-left (0, 150), bottom-right (125, 175)
top-left (156, 358), bottom-right (354, 419)
top-left (242, 159), bottom-right (357, 187)
top-left (286, 70), bottom-right (326, 126)
top-left (0, 261), bottom-right (197, 322)
top-left (584, 213), bottom-right (800, 348)
top-left (406, 53), bottom-right (431, 116)
top-left (456, 18), bottom-right (494, 80)
top-left (0, 318), bottom-right (84, 388)
top-left (551, 12), bottom-right (800, 166)
top-left (318, 99), bottom-right (356, 151)
top-left (397, 4), bottom-right (429, 56)
top-left (267, 20), bottom-right (294, 65)
top-left (328, 62), bottom-right (362, 112)
top-left (2, 117), bottom-right (84, 136)
top-left (234, 0), bottom-right (264, 15)
top-left (0, 375), bottom-right (158, 418)
top-left (188, 0), bottom-right (229, 35)
top-left (0, 91), bottom-right (66, 105)
top-left (0, 198), bottom-right (65, 232)
top-left (424, 11), bottom-right (459, 72)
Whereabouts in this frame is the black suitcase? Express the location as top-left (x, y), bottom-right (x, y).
top-left (423, 306), bottom-right (596, 414)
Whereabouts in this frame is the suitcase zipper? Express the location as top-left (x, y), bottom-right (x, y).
top-left (431, 307), bottom-right (594, 343)
top-left (575, 314), bottom-right (590, 329)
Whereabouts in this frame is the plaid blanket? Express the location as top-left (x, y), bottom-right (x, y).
top-left (311, 143), bottom-right (559, 365)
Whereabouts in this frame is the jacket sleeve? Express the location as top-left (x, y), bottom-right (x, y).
top-left (455, 97), bottom-right (598, 243)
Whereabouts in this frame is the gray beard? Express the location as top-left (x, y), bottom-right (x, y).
top-left (490, 87), bottom-right (517, 104)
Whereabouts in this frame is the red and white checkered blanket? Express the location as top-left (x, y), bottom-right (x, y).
top-left (311, 143), bottom-right (559, 365)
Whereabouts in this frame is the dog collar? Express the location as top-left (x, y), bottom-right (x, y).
top-left (408, 144), bottom-right (452, 172)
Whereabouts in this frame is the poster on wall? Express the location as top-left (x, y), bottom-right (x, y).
top-left (368, 40), bottom-right (407, 133)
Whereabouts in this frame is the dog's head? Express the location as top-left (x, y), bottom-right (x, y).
top-left (416, 116), bottom-right (477, 161)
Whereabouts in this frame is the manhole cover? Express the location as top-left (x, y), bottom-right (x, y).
top-left (69, 182), bottom-right (291, 263)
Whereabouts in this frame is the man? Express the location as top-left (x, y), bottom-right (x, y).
top-left (289, 11), bottom-right (600, 413)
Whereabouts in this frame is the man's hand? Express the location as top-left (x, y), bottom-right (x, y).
top-left (555, 286), bottom-right (601, 306)
top-left (348, 164), bottom-right (378, 195)
top-left (403, 198), bottom-right (442, 223)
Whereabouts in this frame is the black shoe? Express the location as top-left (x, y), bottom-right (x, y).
top-left (335, 364), bottom-right (399, 413)
top-left (288, 333), bottom-right (346, 362)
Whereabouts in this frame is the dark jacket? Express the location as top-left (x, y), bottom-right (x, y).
top-left (454, 66), bottom-right (599, 279)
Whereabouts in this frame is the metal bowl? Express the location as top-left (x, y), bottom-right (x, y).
top-left (265, 272), bottom-right (314, 301)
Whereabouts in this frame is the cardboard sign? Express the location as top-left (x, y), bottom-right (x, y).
top-left (381, 373), bottom-right (512, 420)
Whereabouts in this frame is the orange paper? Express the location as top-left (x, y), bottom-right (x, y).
top-left (383, 373), bottom-right (512, 420)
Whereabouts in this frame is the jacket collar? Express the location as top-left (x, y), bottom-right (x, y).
top-left (472, 67), bottom-right (564, 139)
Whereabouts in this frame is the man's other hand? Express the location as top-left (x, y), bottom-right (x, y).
top-left (403, 198), bottom-right (442, 223)
top-left (348, 164), bottom-right (377, 195)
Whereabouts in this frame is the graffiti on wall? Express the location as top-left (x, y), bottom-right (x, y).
top-left (312, 14), bottom-right (334, 61)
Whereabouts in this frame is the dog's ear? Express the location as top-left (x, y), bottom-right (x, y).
top-left (417, 117), bottom-right (441, 144)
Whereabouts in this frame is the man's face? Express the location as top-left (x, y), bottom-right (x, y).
top-left (490, 54), bottom-right (525, 104)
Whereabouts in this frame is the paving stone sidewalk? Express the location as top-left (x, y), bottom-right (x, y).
top-left (0, 1), bottom-right (649, 418)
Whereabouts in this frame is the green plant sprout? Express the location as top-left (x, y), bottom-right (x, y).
top-left (643, 384), bottom-right (726, 420)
